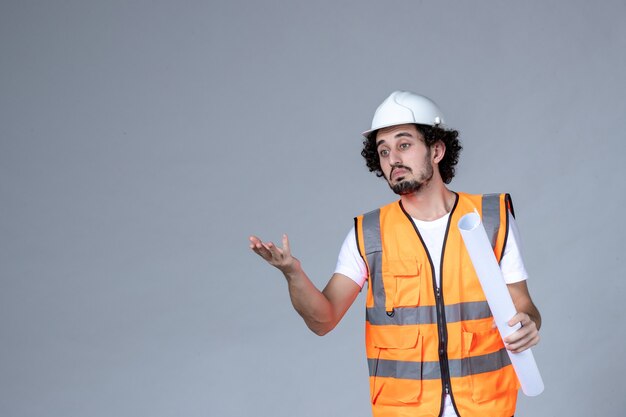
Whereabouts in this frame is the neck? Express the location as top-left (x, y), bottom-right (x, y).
top-left (400, 181), bottom-right (456, 221)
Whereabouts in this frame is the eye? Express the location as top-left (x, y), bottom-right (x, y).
top-left (399, 143), bottom-right (410, 150)
top-left (379, 149), bottom-right (390, 157)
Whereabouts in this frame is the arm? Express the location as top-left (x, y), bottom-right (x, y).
top-left (249, 234), bottom-right (361, 336)
top-left (503, 280), bottom-right (541, 353)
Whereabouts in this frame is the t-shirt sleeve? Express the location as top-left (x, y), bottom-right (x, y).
top-left (334, 226), bottom-right (368, 288)
top-left (500, 211), bottom-right (529, 284)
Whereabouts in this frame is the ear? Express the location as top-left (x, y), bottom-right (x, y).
top-left (431, 141), bottom-right (446, 164)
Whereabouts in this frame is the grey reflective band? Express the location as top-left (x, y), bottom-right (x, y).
top-left (367, 305), bottom-right (437, 325)
top-left (449, 348), bottom-right (512, 378)
top-left (367, 301), bottom-right (492, 325)
top-left (362, 209), bottom-right (382, 254)
top-left (362, 209), bottom-right (385, 309)
top-left (368, 348), bottom-right (511, 380)
top-left (482, 194), bottom-right (501, 250)
top-left (445, 300), bottom-right (493, 323)
top-left (501, 194), bottom-right (513, 260)
top-left (369, 357), bottom-right (441, 380)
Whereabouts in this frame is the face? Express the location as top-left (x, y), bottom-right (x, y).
top-left (375, 124), bottom-right (434, 195)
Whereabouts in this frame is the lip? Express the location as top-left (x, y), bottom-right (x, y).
top-left (391, 168), bottom-right (409, 180)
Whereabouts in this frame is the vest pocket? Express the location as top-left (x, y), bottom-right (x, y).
top-left (370, 328), bottom-right (423, 406)
top-left (463, 329), bottom-right (519, 403)
top-left (383, 258), bottom-right (421, 308)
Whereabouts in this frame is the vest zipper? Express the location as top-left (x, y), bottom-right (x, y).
top-left (436, 195), bottom-right (461, 417)
top-left (398, 195), bottom-right (460, 417)
top-left (435, 285), bottom-right (453, 413)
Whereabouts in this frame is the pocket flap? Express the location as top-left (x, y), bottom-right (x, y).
top-left (383, 258), bottom-right (420, 277)
top-left (371, 326), bottom-right (420, 349)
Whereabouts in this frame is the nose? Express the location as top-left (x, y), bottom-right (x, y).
top-left (388, 148), bottom-right (402, 165)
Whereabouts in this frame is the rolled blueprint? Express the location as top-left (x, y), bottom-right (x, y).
top-left (458, 212), bottom-right (544, 397)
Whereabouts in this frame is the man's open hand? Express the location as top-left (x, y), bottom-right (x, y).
top-left (249, 234), bottom-right (301, 275)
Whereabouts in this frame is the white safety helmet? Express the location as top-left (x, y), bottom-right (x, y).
top-left (362, 91), bottom-right (445, 138)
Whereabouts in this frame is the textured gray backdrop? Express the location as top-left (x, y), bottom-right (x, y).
top-left (1, 1), bottom-right (625, 416)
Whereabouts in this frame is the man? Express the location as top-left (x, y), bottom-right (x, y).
top-left (249, 91), bottom-right (541, 417)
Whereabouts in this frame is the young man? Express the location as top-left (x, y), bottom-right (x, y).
top-left (249, 91), bottom-right (541, 417)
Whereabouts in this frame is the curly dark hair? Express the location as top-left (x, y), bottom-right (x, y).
top-left (361, 124), bottom-right (462, 184)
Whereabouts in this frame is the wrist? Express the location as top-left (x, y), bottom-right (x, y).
top-left (281, 258), bottom-right (302, 279)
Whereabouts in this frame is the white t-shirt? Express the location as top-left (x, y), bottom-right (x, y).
top-left (334, 211), bottom-right (528, 288)
top-left (334, 211), bottom-right (528, 417)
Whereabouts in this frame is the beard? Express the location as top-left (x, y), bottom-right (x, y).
top-left (388, 157), bottom-right (434, 196)
top-left (391, 179), bottom-right (423, 195)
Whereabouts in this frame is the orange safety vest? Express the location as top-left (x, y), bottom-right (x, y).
top-left (355, 192), bottom-right (520, 417)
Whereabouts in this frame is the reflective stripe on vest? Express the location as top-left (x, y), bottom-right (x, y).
top-left (362, 208), bottom-right (385, 310)
top-left (368, 348), bottom-right (511, 380)
top-left (366, 300), bottom-right (492, 325)
top-left (482, 193), bottom-right (501, 250)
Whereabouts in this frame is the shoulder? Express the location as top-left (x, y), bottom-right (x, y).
top-left (456, 192), bottom-right (514, 212)
top-left (354, 200), bottom-right (401, 221)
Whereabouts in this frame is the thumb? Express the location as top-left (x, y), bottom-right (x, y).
top-left (282, 234), bottom-right (291, 256)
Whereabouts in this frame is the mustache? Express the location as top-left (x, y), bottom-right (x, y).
top-left (390, 165), bottom-right (413, 177)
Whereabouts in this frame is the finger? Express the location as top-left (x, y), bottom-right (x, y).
top-left (504, 325), bottom-right (539, 352)
top-left (507, 313), bottom-right (522, 327)
top-left (510, 317), bottom-right (536, 337)
top-left (282, 234), bottom-right (291, 256)
top-left (504, 322), bottom-right (532, 345)
top-left (266, 241), bottom-right (284, 258)
top-left (508, 312), bottom-right (532, 327)
top-left (504, 328), bottom-right (527, 344)
top-left (504, 331), bottom-right (528, 351)
top-left (249, 236), bottom-right (269, 251)
top-left (506, 333), bottom-right (540, 353)
top-left (251, 243), bottom-right (272, 259)
top-left (506, 340), bottom-right (527, 353)
top-left (249, 237), bottom-right (276, 259)
top-left (249, 235), bottom-right (261, 249)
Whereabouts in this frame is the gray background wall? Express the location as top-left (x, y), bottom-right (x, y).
top-left (1, 1), bottom-right (625, 416)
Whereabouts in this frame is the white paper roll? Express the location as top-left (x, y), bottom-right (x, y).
top-left (458, 211), bottom-right (544, 397)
